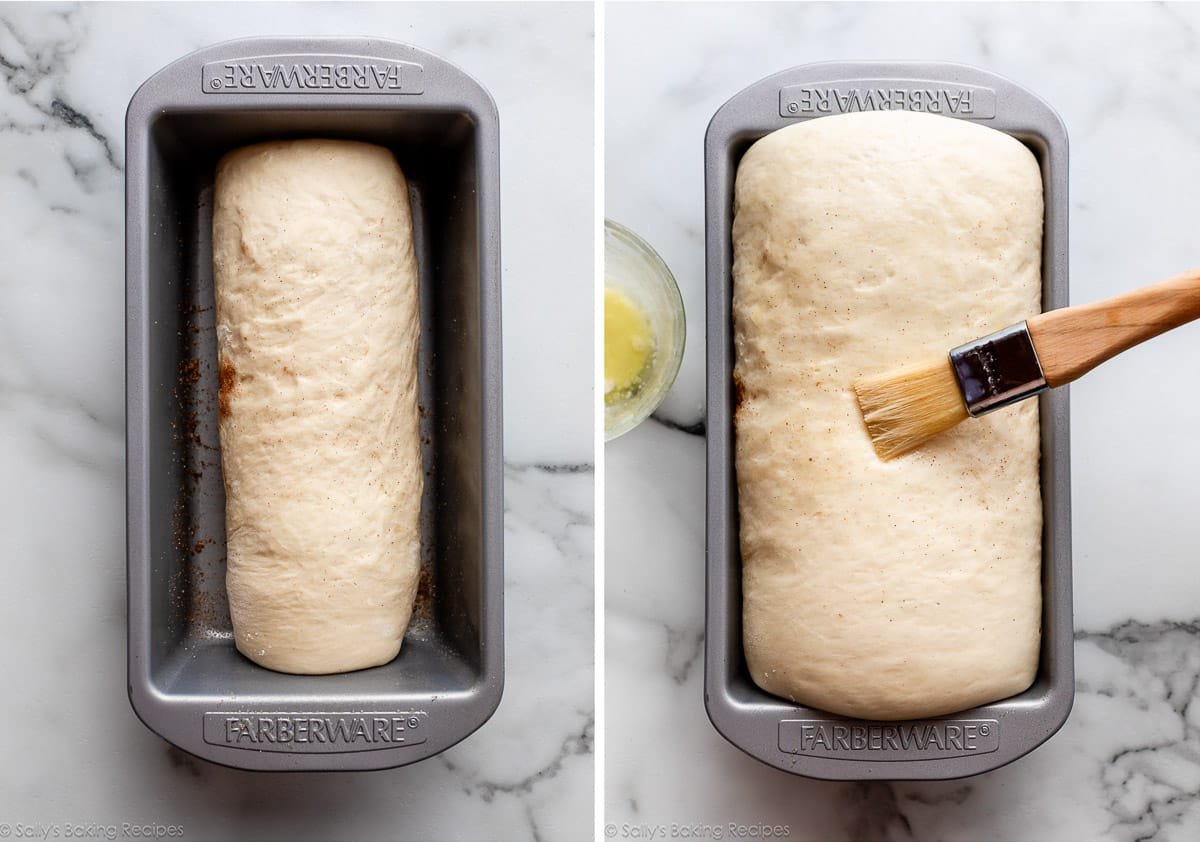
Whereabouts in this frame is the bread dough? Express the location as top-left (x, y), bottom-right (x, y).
top-left (732, 111), bottom-right (1044, 720)
top-left (213, 139), bottom-right (422, 675)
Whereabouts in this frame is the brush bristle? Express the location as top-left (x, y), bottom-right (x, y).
top-left (852, 356), bottom-right (969, 460)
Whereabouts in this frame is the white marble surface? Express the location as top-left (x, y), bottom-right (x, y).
top-left (606, 3), bottom-right (1200, 840)
top-left (0, 3), bottom-right (592, 841)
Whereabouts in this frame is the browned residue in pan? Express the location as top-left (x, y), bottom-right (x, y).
top-left (733, 375), bottom-right (747, 415)
top-left (413, 564), bottom-right (435, 621)
top-left (179, 358), bottom-right (201, 385)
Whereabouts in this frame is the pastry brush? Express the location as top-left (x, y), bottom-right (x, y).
top-left (853, 267), bottom-right (1200, 460)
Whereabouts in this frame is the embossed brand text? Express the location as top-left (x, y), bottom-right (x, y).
top-left (780, 82), bottom-right (997, 119)
top-left (203, 711), bottom-right (428, 752)
top-left (202, 56), bottom-right (424, 94)
top-left (778, 718), bottom-right (999, 760)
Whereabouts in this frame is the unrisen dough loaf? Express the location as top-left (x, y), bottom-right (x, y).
top-left (213, 139), bottom-right (422, 675)
top-left (732, 111), bottom-right (1044, 720)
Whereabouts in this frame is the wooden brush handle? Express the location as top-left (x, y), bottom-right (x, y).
top-left (1027, 267), bottom-right (1200, 387)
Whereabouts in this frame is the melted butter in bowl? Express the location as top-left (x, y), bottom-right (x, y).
top-left (604, 220), bottom-right (685, 440)
top-left (604, 287), bottom-right (655, 405)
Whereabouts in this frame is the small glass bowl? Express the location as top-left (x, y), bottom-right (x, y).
top-left (604, 219), bottom-right (685, 441)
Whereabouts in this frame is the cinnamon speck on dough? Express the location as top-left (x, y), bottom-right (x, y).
top-left (218, 360), bottom-right (237, 419)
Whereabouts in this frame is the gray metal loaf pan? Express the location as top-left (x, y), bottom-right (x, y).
top-left (704, 62), bottom-right (1072, 780)
top-left (126, 37), bottom-right (503, 771)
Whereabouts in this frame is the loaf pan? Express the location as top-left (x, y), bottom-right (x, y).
top-left (126, 37), bottom-right (503, 771)
top-left (704, 61), bottom-right (1071, 780)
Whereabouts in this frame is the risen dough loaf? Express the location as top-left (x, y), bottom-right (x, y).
top-left (213, 139), bottom-right (422, 675)
top-left (732, 111), bottom-right (1044, 720)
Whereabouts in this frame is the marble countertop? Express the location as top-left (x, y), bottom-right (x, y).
top-left (0, 3), bottom-right (592, 841)
top-left (606, 3), bottom-right (1200, 840)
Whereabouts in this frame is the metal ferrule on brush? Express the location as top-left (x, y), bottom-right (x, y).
top-left (949, 321), bottom-right (1048, 416)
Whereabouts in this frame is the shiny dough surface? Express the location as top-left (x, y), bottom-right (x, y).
top-left (732, 110), bottom-right (1044, 720)
top-left (213, 139), bottom-right (422, 675)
